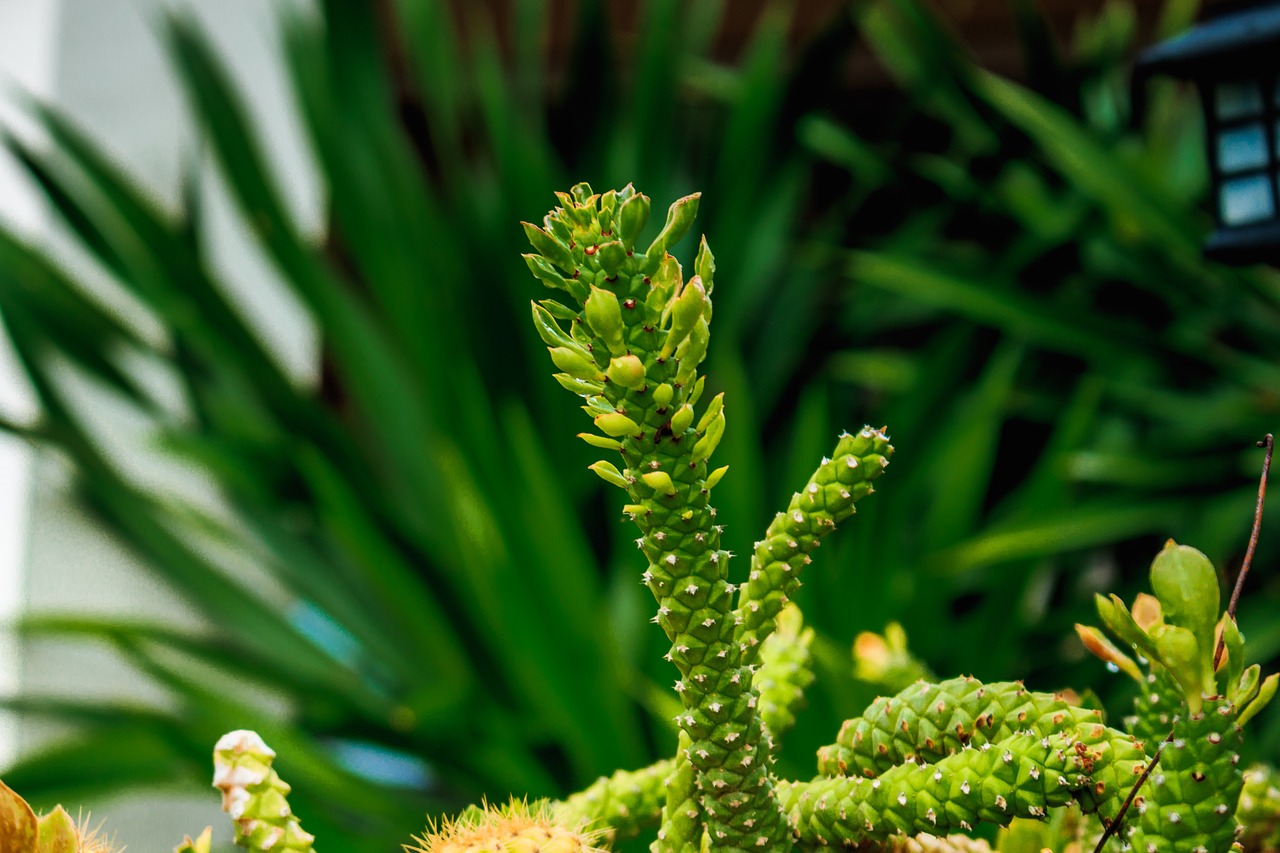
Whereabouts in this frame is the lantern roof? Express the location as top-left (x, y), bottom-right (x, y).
top-left (1137, 3), bottom-right (1280, 80)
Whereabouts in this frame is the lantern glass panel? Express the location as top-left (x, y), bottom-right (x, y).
top-left (1216, 80), bottom-right (1264, 120)
top-left (1218, 123), bottom-right (1269, 172)
top-left (1220, 173), bottom-right (1275, 225)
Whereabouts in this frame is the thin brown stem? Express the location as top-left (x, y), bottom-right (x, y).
top-left (1214, 433), bottom-right (1273, 670)
top-left (1092, 732), bottom-right (1173, 853)
top-left (1097, 436), bottom-right (1272, 853)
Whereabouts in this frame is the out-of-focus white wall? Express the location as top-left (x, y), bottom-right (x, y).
top-left (0, 0), bottom-right (61, 774)
top-left (0, 0), bottom-right (318, 848)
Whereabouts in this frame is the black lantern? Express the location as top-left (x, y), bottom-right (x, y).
top-left (1137, 2), bottom-right (1280, 264)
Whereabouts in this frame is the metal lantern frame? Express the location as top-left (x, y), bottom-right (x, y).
top-left (1137, 2), bottom-right (1280, 264)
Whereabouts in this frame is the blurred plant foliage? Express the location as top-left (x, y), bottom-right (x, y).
top-left (0, 0), bottom-right (1277, 850)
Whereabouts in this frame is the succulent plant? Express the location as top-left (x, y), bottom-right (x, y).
top-left (0, 186), bottom-right (1275, 853)
top-left (1076, 541), bottom-right (1279, 853)
top-left (213, 730), bottom-right (316, 852)
top-left (0, 780), bottom-right (121, 853)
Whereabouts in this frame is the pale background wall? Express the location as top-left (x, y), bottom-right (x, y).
top-left (0, 0), bottom-right (318, 848)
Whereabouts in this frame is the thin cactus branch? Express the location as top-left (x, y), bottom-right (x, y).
top-left (735, 430), bottom-right (892, 665)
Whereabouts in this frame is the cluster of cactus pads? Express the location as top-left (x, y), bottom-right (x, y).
top-left (1, 185), bottom-right (1279, 853)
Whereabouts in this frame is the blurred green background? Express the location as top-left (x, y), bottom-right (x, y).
top-left (1, 0), bottom-right (1278, 850)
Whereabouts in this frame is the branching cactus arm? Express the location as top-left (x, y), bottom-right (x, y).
top-left (816, 677), bottom-right (1105, 779)
top-left (654, 736), bottom-right (705, 853)
top-left (551, 609), bottom-right (815, 845)
top-left (525, 184), bottom-right (791, 851)
top-left (756, 604), bottom-right (815, 746)
top-left (736, 429), bottom-right (892, 664)
top-left (784, 726), bottom-right (1143, 845)
top-left (213, 730), bottom-right (316, 852)
top-left (554, 759), bottom-right (671, 845)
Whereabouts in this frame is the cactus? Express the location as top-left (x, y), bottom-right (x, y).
top-left (408, 799), bottom-right (604, 853)
top-left (816, 677), bottom-right (1106, 780)
top-left (785, 724), bottom-right (1144, 843)
top-left (1078, 541), bottom-right (1278, 853)
top-left (1238, 764), bottom-right (1280, 852)
top-left (0, 780), bottom-right (122, 853)
top-left (6, 186), bottom-right (1277, 853)
top-left (756, 604), bottom-right (816, 746)
top-left (554, 759), bottom-right (671, 845)
top-left (213, 730), bottom-right (316, 852)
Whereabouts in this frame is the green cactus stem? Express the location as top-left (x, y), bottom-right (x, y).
top-left (736, 429), bottom-right (892, 664)
top-left (817, 677), bottom-right (1104, 781)
top-left (1078, 541), bottom-right (1279, 853)
top-left (525, 184), bottom-right (790, 851)
top-left (553, 610), bottom-right (816, 846)
top-left (1238, 764), bottom-right (1280, 853)
top-left (756, 604), bottom-right (815, 746)
top-left (783, 725), bottom-right (1145, 845)
top-left (1124, 667), bottom-right (1185, 746)
top-left (554, 759), bottom-right (671, 845)
top-left (654, 737), bottom-right (705, 853)
top-left (1124, 697), bottom-right (1243, 853)
top-left (212, 730), bottom-right (316, 852)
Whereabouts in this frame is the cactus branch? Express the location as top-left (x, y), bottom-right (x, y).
top-left (735, 430), bottom-right (892, 665)
top-left (554, 759), bottom-right (671, 844)
top-left (817, 677), bottom-right (1106, 780)
top-left (213, 730), bottom-right (316, 852)
top-left (786, 724), bottom-right (1144, 845)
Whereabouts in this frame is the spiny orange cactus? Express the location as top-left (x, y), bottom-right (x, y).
top-left (407, 799), bottom-right (605, 853)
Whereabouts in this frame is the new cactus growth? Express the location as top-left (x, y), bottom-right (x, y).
top-left (1076, 541), bottom-right (1279, 853)
top-left (1, 187), bottom-right (1276, 853)
top-left (213, 730), bottom-right (316, 852)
